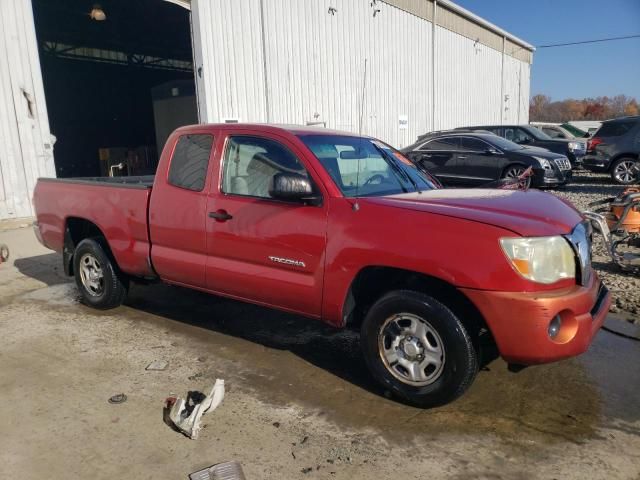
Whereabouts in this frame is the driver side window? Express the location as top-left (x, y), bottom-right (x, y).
top-left (222, 136), bottom-right (308, 199)
top-left (505, 128), bottom-right (533, 144)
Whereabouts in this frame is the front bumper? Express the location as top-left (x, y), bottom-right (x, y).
top-left (532, 167), bottom-right (572, 187)
top-left (461, 273), bottom-right (610, 365)
top-left (567, 151), bottom-right (585, 166)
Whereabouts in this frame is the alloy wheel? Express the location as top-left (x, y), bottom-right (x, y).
top-left (614, 160), bottom-right (638, 184)
top-left (378, 313), bottom-right (445, 386)
top-left (79, 253), bottom-right (104, 296)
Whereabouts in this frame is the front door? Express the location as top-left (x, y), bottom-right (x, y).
top-left (456, 136), bottom-right (501, 185)
top-left (205, 132), bottom-right (328, 317)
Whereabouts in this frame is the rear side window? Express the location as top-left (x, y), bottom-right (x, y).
top-left (484, 127), bottom-right (503, 136)
top-left (596, 121), bottom-right (636, 138)
top-left (168, 134), bottom-right (214, 191)
top-left (421, 137), bottom-right (461, 150)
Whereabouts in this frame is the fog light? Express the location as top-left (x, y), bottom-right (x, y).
top-left (548, 315), bottom-right (562, 339)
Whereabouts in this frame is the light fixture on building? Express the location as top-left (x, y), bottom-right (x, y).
top-left (90, 4), bottom-right (106, 21)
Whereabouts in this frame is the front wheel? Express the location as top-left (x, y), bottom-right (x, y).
top-left (73, 238), bottom-right (128, 309)
top-left (611, 157), bottom-right (639, 185)
top-left (361, 290), bottom-right (478, 408)
top-left (503, 164), bottom-right (532, 188)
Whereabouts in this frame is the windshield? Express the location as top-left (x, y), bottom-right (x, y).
top-left (299, 135), bottom-right (439, 197)
top-left (522, 125), bottom-right (552, 140)
top-left (485, 135), bottom-right (526, 151)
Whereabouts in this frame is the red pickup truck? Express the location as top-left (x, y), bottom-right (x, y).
top-left (34, 124), bottom-right (610, 407)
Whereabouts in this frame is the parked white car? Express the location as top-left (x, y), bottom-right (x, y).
top-left (530, 122), bottom-right (581, 140)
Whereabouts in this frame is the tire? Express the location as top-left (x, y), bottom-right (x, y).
top-left (73, 237), bottom-right (128, 309)
top-left (360, 290), bottom-right (478, 408)
top-left (502, 164), bottom-right (532, 188)
top-left (610, 157), bottom-right (639, 185)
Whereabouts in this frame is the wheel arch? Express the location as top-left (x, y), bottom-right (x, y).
top-left (608, 153), bottom-right (639, 171)
top-left (342, 265), bottom-right (497, 365)
top-left (500, 162), bottom-right (529, 178)
top-left (63, 217), bottom-right (115, 276)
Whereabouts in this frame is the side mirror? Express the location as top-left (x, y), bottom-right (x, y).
top-left (520, 138), bottom-right (531, 144)
top-left (269, 172), bottom-right (321, 205)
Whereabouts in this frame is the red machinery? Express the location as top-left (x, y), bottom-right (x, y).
top-left (585, 187), bottom-right (640, 274)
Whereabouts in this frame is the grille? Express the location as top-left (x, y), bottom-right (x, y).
top-left (565, 221), bottom-right (592, 286)
top-left (554, 157), bottom-right (571, 170)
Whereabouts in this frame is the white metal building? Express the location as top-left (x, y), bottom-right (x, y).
top-left (0, 0), bottom-right (533, 220)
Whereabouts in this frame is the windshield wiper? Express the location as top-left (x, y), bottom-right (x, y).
top-left (376, 146), bottom-right (422, 194)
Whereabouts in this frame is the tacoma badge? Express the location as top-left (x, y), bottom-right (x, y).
top-left (268, 256), bottom-right (306, 268)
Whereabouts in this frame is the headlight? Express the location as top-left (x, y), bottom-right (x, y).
top-left (568, 141), bottom-right (580, 151)
top-left (532, 156), bottom-right (552, 170)
top-left (500, 236), bottom-right (575, 284)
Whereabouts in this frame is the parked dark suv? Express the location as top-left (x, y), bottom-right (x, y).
top-left (401, 131), bottom-right (572, 188)
top-left (453, 124), bottom-right (587, 166)
top-left (582, 116), bottom-right (640, 184)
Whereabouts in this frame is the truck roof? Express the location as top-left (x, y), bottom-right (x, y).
top-left (174, 123), bottom-right (367, 138)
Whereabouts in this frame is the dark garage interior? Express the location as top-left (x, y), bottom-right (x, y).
top-left (32, 0), bottom-right (198, 178)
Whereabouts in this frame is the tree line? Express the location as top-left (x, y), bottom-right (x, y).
top-left (530, 94), bottom-right (639, 122)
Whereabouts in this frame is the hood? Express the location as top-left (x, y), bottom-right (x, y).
top-left (536, 137), bottom-right (587, 148)
top-left (364, 189), bottom-right (582, 237)
top-left (517, 146), bottom-right (564, 158)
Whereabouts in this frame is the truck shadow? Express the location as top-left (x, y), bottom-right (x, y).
top-left (123, 282), bottom-right (616, 447)
top-left (14, 254), bottom-right (624, 447)
top-left (14, 253), bottom-right (69, 286)
top-left (125, 281), bottom-right (379, 394)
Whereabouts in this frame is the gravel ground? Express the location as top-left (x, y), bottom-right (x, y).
top-left (549, 169), bottom-right (640, 324)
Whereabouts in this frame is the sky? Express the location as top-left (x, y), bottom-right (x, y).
top-left (454, 0), bottom-right (640, 101)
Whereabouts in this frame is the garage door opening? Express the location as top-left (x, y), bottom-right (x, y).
top-left (32, 0), bottom-right (197, 178)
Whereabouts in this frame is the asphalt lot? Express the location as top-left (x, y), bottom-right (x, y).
top-left (1, 225), bottom-right (640, 479)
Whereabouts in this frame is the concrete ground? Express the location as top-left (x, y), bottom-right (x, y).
top-left (1, 225), bottom-right (639, 480)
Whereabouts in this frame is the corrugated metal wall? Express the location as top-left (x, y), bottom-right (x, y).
top-left (261, 0), bottom-right (433, 148)
top-left (0, 0), bottom-right (55, 219)
top-left (193, 0), bottom-right (532, 149)
top-left (433, 26), bottom-right (502, 130)
top-left (503, 54), bottom-right (530, 125)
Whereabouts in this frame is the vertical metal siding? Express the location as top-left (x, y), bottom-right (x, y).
top-left (0, 0), bottom-right (55, 219)
top-left (263, 0), bottom-right (434, 148)
top-left (433, 26), bottom-right (502, 130)
top-left (502, 55), bottom-right (530, 123)
top-left (193, 0), bottom-right (531, 146)
top-left (192, 0), bottom-right (268, 123)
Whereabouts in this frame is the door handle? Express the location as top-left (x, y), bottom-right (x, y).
top-left (209, 210), bottom-right (233, 221)
top-left (457, 156), bottom-right (467, 159)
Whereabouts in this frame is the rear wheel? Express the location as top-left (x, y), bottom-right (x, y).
top-left (611, 157), bottom-right (638, 185)
top-left (360, 290), bottom-right (478, 408)
top-left (503, 164), bottom-right (532, 188)
top-left (73, 238), bottom-right (128, 309)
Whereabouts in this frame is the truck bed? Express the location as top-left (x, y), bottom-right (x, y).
top-left (33, 176), bottom-right (155, 277)
top-left (39, 175), bottom-right (155, 189)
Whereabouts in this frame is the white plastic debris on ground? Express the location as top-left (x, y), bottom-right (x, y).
top-left (165, 379), bottom-right (225, 440)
